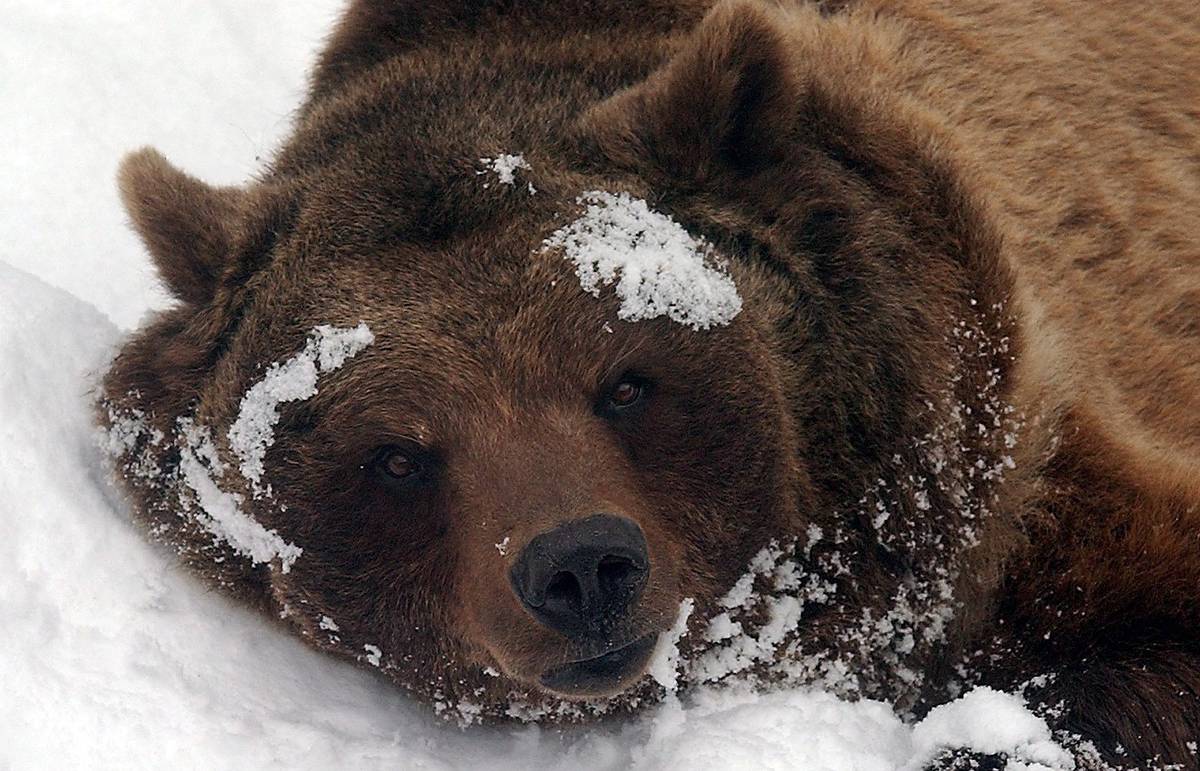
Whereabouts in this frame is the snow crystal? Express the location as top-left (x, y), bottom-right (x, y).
top-left (720, 570), bottom-right (759, 611)
top-left (804, 524), bottom-right (823, 557)
top-left (495, 536), bottom-right (511, 556)
top-left (318, 615), bottom-right (340, 632)
top-left (478, 153), bottom-right (534, 192)
top-left (362, 644), bottom-right (383, 667)
top-left (228, 323), bottom-right (374, 496)
top-left (454, 700), bottom-right (485, 726)
top-left (542, 190), bottom-right (742, 330)
top-left (101, 406), bottom-right (158, 458)
top-left (647, 598), bottom-right (694, 692)
top-left (177, 418), bottom-right (303, 573)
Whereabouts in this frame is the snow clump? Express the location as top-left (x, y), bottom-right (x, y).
top-left (542, 190), bottom-right (743, 330)
top-left (905, 687), bottom-right (1076, 770)
top-left (177, 417), bottom-right (304, 572)
top-left (228, 323), bottom-right (374, 496)
top-left (478, 153), bottom-right (535, 193)
top-left (647, 598), bottom-right (695, 692)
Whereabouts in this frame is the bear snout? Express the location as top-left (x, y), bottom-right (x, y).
top-left (509, 514), bottom-right (649, 642)
top-left (506, 513), bottom-right (657, 697)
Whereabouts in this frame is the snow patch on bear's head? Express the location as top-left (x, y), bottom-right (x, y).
top-left (478, 153), bottom-right (535, 193)
top-left (176, 417), bottom-right (304, 572)
top-left (101, 323), bottom-right (375, 575)
top-left (542, 191), bottom-right (742, 330)
top-left (228, 323), bottom-right (374, 497)
top-left (182, 322), bottom-right (373, 568)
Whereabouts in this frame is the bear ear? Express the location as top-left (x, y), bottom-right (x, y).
top-left (579, 0), bottom-right (795, 184)
top-left (117, 148), bottom-right (245, 306)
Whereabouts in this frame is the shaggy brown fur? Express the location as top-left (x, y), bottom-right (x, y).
top-left (100, 0), bottom-right (1200, 766)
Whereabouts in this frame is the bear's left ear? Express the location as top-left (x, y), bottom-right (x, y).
top-left (118, 148), bottom-right (246, 306)
top-left (579, 0), bottom-right (795, 184)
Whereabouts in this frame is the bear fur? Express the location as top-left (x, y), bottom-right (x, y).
top-left (99, 0), bottom-right (1200, 766)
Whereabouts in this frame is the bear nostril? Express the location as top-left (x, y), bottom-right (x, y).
top-left (545, 571), bottom-right (583, 610)
top-left (509, 514), bottom-right (650, 641)
top-left (597, 555), bottom-right (637, 595)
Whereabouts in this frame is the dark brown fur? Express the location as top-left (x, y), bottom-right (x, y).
top-left (100, 1), bottom-right (1200, 766)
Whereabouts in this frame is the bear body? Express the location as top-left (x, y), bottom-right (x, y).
top-left (100, 0), bottom-right (1200, 765)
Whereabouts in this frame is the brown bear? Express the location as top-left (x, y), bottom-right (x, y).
top-left (99, 0), bottom-right (1200, 766)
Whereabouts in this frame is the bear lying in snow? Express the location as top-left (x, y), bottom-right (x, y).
top-left (99, 0), bottom-right (1200, 766)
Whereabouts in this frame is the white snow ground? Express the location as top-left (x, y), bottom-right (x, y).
top-left (1, 3), bottom-right (1074, 769)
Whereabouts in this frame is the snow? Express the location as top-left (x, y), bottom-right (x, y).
top-left (1, 3), bottom-right (1083, 769)
top-left (632, 689), bottom-right (911, 771)
top-left (543, 191), bottom-right (743, 330)
top-left (227, 323), bottom-right (374, 495)
top-left (478, 153), bottom-right (536, 193)
top-left (176, 417), bottom-right (304, 572)
top-left (363, 644), bottom-right (384, 668)
top-left (907, 688), bottom-right (1075, 771)
top-left (647, 599), bottom-right (695, 692)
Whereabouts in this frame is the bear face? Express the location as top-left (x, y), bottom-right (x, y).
top-left (102, 136), bottom-right (811, 716)
top-left (231, 220), bottom-right (804, 707)
top-left (100, 0), bottom-right (1019, 720)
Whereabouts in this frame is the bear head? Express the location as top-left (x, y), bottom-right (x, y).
top-left (100, 1), bottom-right (1020, 719)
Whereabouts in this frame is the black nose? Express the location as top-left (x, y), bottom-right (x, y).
top-left (509, 514), bottom-right (649, 641)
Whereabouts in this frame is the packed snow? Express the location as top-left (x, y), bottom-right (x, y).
top-left (908, 688), bottom-right (1076, 770)
top-left (2, 2), bottom-right (1084, 769)
top-left (543, 191), bottom-right (743, 330)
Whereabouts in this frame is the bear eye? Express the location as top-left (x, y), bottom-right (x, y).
top-left (375, 447), bottom-right (422, 481)
top-left (606, 377), bottom-right (646, 411)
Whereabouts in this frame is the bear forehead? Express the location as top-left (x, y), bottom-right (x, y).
top-left (235, 151), bottom-right (744, 383)
top-left (220, 232), bottom-right (743, 433)
top-left (267, 35), bottom-right (641, 253)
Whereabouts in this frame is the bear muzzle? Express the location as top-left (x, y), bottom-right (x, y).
top-left (508, 514), bottom-right (655, 695)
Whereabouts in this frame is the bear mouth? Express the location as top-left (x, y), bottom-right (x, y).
top-left (538, 634), bottom-right (657, 697)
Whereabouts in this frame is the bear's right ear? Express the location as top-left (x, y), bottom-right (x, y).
top-left (118, 148), bottom-right (244, 306)
top-left (578, 0), bottom-right (796, 186)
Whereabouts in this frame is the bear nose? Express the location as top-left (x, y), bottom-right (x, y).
top-left (509, 514), bottom-right (649, 641)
